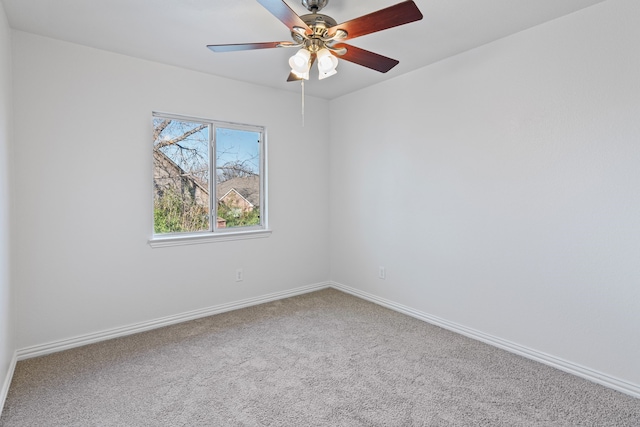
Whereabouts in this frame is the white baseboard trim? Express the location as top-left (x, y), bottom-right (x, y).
top-left (17, 281), bottom-right (330, 361)
top-left (0, 351), bottom-right (17, 418)
top-left (329, 281), bottom-right (640, 399)
top-left (13, 281), bottom-right (640, 399)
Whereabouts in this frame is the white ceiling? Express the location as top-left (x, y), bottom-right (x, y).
top-left (2, 0), bottom-right (606, 99)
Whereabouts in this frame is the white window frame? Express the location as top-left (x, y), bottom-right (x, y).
top-left (149, 112), bottom-right (270, 248)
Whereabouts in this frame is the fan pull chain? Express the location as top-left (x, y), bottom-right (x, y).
top-left (301, 80), bottom-right (305, 127)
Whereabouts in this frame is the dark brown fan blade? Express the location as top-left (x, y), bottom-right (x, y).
top-left (207, 42), bottom-right (295, 52)
top-left (257, 0), bottom-right (312, 34)
top-left (327, 1), bottom-right (423, 41)
top-left (333, 43), bottom-right (399, 73)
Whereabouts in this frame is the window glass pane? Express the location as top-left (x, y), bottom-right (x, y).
top-left (153, 118), bottom-right (210, 234)
top-left (215, 127), bottom-right (261, 229)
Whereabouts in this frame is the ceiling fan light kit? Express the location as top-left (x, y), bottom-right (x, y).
top-left (207, 0), bottom-right (423, 82)
top-left (289, 48), bottom-right (311, 74)
top-left (316, 48), bottom-right (338, 75)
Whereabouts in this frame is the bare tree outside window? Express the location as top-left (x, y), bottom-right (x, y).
top-left (152, 114), bottom-right (264, 235)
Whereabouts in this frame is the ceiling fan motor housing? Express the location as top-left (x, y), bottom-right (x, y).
top-left (292, 13), bottom-right (339, 52)
top-left (302, 0), bottom-right (329, 13)
top-left (301, 13), bottom-right (337, 33)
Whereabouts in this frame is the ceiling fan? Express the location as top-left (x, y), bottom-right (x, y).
top-left (207, 0), bottom-right (423, 81)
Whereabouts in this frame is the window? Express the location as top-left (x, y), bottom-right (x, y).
top-left (150, 113), bottom-right (268, 247)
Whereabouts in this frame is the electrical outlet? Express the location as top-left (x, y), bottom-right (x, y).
top-left (379, 266), bottom-right (386, 280)
top-left (236, 269), bottom-right (243, 282)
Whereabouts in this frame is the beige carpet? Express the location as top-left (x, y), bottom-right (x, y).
top-left (1, 288), bottom-right (639, 426)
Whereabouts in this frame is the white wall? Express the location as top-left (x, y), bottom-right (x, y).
top-left (0, 0), bottom-right (14, 405)
top-left (329, 0), bottom-right (640, 388)
top-left (11, 31), bottom-right (330, 349)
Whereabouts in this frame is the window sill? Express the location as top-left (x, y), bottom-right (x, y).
top-left (148, 229), bottom-right (272, 248)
